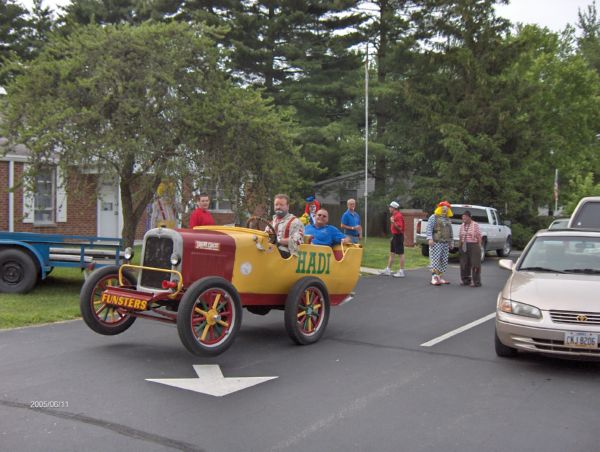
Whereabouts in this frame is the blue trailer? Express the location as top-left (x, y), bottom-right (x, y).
top-left (0, 232), bottom-right (124, 294)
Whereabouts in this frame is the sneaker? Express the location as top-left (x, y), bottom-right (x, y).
top-left (393, 270), bottom-right (405, 278)
top-left (439, 278), bottom-right (450, 284)
top-left (380, 268), bottom-right (391, 276)
top-left (431, 275), bottom-right (441, 285)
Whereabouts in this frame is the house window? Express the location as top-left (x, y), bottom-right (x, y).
top-left (34, 167), bottom-right (56, 224)
top-left (207, 188), bottom-right (232, 212)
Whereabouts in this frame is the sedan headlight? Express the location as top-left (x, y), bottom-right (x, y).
top-left (170, 252), bottom-right (181, 266)
top-left (499, 298), bottom-right (542, 319)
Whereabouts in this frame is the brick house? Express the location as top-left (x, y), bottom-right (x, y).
top-left (1, 144), bottom-right (236, 238)
top-left (0, 145), bottom-right (149, 239)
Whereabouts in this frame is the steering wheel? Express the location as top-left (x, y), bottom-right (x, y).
top-left (246, 216), bottom-right (278, 244)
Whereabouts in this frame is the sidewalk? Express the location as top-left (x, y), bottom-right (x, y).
top-left (360, 266), bottom-right (384, 275)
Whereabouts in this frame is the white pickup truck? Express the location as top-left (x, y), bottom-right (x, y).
top-left (414, 204), bottom-right (512, 261)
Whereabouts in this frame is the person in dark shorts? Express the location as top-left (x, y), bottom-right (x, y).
top-left (380, 201), bottom-right (405, 278)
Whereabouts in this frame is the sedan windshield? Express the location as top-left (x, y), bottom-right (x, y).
top-left (519, 236), bottom-right (600, 273)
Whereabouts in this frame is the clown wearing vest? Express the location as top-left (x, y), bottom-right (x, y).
top-left (271, 194), bottom-right (304, 258)
top-left (426, 201), bottom-right (454, 285)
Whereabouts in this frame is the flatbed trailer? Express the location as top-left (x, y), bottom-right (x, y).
top-left (0, 231), bottom-right (124, 293)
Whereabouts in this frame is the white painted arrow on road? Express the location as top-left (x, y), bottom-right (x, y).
top-left (146, 365), bottom-right (278, 397)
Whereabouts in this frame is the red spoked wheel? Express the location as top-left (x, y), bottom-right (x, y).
top-left (80, 265), bottom-right (136, 335)
top-left (177, 277), bottom-right (242, 356)
top-left (285, 277), bottom-right (330, 345)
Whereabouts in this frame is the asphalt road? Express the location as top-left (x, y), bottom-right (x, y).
top-left (1, 255), bottom-right (599, 452)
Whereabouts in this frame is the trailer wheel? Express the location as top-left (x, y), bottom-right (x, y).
top-left (284, 277), bottom-right (330, 345)
top-left (177, 277), bottom-right (242, 356)
top-left (80, 265), bottom-right (136, 335)
top-left (0, 248), bottom-right (38, 293)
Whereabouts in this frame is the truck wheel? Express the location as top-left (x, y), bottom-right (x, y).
top-left (496, 237), bottom-right (512, 257)
top-left (80, 265), bottom-right (136, 335)
top-left (480, 238), bottom-right (487, 262)
top-left (284, 277), bottom-right (330, 345)
top-left (421, 245), bottom-right (429, 257)
top-left (177, 277), bottom-right (242, 356)
top-left (495, 328), bottom-right (517, 357)
top-left (0, 248), bottom-right (38, 293)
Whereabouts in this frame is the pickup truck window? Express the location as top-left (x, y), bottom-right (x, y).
top-left (491, 210), bottom-right (499, 226)
top-left (451, 207), bottom-right (489, 224)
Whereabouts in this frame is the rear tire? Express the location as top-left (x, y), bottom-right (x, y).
top-left (421, 245), bottom-right (429, 257)
top-left (285, 277), bottom-right (330, 345)
top-left (0, 248), bottom-right (38, 294)
top-left (495, 328), bottom-right (517, 357)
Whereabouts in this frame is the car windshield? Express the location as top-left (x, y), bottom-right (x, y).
top-left (519, 236), bottom-right (600, 273)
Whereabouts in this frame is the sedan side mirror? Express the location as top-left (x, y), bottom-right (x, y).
top-left (498, 259), bottom-right (514, 271)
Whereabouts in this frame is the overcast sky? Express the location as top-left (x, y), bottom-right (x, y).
top-left (17, 0), bottom-right (598, 32)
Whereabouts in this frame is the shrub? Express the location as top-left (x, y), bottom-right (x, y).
top-left (510, 223), bottom-right (535, 250)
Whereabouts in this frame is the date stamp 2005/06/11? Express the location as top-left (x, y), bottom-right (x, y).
top-left (30, 401), bottom-right (69, 409)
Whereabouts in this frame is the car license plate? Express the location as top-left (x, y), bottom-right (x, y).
top-left (564, 331), bottom-right (599, 349)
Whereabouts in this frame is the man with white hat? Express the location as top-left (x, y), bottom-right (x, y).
top-left (380, 201), bottom-right (405, 277)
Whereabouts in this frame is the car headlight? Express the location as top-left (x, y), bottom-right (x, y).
top-left (499, 298), bottom-right (542, 319)
top-left (170, 253), bottom-right (181, 266)
top-left (123, 247), bottom-right (134, 261)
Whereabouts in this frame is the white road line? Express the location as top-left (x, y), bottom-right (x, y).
top-left (420, 312), bottom-right (496, 347)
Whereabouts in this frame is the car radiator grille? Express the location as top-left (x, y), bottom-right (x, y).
top-left (550, 310), bottom-right (600, 325)
top-left (141, 236), bottom-right (174, 289)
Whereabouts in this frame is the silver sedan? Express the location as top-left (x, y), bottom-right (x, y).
top-left (495, 229), bottom-right (600, 359)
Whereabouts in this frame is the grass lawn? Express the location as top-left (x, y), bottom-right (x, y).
top-left (360, 237), bottom-right (429, 270)
top-left (0, 239), bottom-right (429, 329)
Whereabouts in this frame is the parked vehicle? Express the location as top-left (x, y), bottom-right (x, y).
top-left (415, 204), bottom-right (512, 261)
top-left (495, 228), bottom-right (600, 359)
top-left (569, 196), bottom-right (600, 230)
top-left (79, 220), bottom-right (363, 356)
top-left (0, 232), bottom-right (123, 294)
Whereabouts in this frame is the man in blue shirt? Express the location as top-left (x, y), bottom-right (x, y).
top-left (305, 209), bottom-right (350, 246)
top-left (340, 198), bottom-right (362, 244)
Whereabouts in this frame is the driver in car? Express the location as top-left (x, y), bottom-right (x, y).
top-left (270, 194), bottom-right (304, 258)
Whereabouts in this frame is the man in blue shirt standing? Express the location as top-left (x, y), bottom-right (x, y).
top-left (340, 198), bottom-right (362, 244)
top-left (306, 209), bottom-right (350, 246)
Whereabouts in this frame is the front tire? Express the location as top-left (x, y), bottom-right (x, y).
top-left (285, 277), bottom-right (330, 345)
top-left (495, 328), bottom-right (517, 357)
top-left (80, 265), bottom-right (136, 335)
top-left (177, 276), bottom-right (242, 356)
top-left (0, 248), bottom-right (38, 294)
top-left (497, 237), bottom-right (512, 257)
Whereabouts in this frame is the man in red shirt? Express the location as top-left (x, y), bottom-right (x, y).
top-left (189, 193), bottom-right (215, 228)
top-left (380, 201), bottom-right (405, 278)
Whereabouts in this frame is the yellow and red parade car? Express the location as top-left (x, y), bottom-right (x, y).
top-left (79, 218), bottom-right (363, 356)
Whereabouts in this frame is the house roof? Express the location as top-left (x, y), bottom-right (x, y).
top-left (314, 170), bottom-right (367, 187)
top-left (0, 138), bottom-right (29, 162)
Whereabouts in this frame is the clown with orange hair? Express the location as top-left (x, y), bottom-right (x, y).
top-left (425, 201), bottom-right (454, 285)
top-left (299, 195), bottom-right (321, 226)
